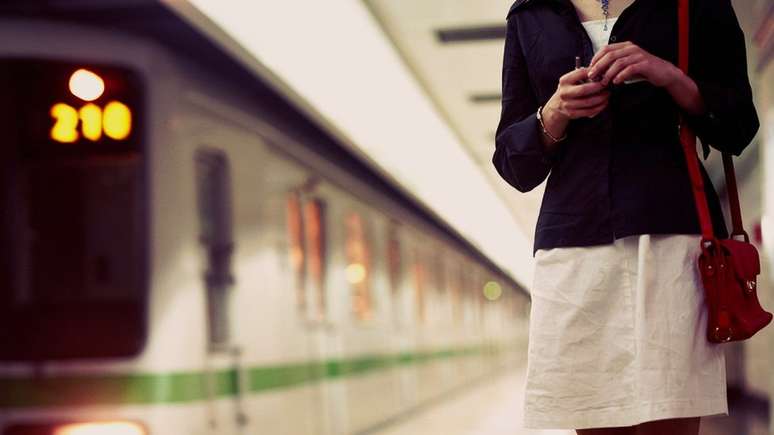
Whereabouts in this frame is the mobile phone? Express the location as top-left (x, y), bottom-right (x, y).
top-left (622, 76), bottom-right (647, 84)
top-left (581, 55), bottom-right (644, 87)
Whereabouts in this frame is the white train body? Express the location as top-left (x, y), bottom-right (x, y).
top-left (0, 18), bottom-right (529, 435)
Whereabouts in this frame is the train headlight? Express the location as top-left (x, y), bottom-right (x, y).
top-left (68, 68), bottom-right (105, 101)
top-left (52, 422), bottom-right (146, 435)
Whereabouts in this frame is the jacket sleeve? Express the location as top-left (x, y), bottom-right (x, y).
top-left (491, 16), bottom-right (560, 193)
top-left (683, 0), bottom-right (759, 158)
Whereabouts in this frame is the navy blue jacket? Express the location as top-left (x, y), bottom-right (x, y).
top-left (492, 0), bottom-right (759, 256)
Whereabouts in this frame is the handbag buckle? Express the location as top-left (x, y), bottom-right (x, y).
top-left (701, 237), bottom-right (717, 252)
top-left (746, 280), bottom-right (756, 294)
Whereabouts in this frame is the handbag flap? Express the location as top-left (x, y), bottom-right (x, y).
top-left (720, 238), bottom-right (761, 280)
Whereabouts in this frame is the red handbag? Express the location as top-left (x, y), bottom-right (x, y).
top-left (677, 0), bottom-right (772, 343)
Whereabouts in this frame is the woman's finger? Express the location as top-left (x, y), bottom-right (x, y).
top-left (563, 81), bottom-right (606, 99)
top-left (600, 54), bottom-right (644, 86)
top-left (612, 62), bottom-right (646, 85)
top-left (559, 67), bottom-right (591, 85)
top-left (589, 45), bottom-right (638, 78)
top-left (589, 45), bottom-right (640, 79)
top-left (589, 41), bottom-right (634, 69)
top-left (564, 92), bottom-right (610, 110)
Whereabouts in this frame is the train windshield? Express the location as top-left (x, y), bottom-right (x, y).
top-left (0, 60), bottom-right (147, 360)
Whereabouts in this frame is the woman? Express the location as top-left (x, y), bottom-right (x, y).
top-left (492, 0), bottom-right (759, 434)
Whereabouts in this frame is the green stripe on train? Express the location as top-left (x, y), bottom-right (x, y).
top-left (0, 344), bottom-right (503, 408)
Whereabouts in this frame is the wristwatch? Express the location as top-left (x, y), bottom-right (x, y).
top-left (537, 105), bottom-right (568, 143)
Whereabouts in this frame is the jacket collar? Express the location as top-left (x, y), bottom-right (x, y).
top-left (508, 0), bottom-right (647, 19)
top-left (507, 0), bottom-right (571, 19)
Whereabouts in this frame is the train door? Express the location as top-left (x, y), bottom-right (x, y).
top-left (286, 185), bottom-right (337, 435)
top-left (194, 148), bottom-right (247, 435)
top-left (388, 222), bottom-right (416, 413)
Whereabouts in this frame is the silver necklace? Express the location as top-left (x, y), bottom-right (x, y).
top-left (600, 0), bottom-right (610, 30)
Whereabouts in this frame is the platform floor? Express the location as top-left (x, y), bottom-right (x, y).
top-left (368, 367), bottom-right (769, 435)
top-left (370, 368), bottom-right (571, 435)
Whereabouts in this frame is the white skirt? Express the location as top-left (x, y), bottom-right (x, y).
top-left (523, 233), bottom-right (728, 430)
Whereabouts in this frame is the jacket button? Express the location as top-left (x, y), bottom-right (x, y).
top-left (610, 35), bottom-right (617, 42)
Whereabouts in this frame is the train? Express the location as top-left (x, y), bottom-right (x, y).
top-left (0, 5), bottom-right (530, 435)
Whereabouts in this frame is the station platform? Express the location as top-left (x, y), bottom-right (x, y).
top-left (367, 366), bottom-right (770, 435)
top-left (367, 367), bottom-right (569, 435)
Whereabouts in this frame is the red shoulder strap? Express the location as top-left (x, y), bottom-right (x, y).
top-left (677, 0), bottom-right (746, 241)
top-left (677, 0), bottom-right (714, 239)
top-left (723, 152), bottom-right (748, 239)
top-left (678, 0), bottom-right (690, 72)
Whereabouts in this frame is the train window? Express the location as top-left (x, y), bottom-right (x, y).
top-left (345, 211), bottom-right (373, 321)
top-left (386, 221), bottom-right (403, 297)
top-left (433, 249), bottom-right (446, 294)
top-left (304, 198), bottom-right (327, 319)
top-left (286, 191), bottom-right (328, 320)
top-left (477, 271), bottom-right (486, 324)
top-left (286, 190), bottom-right (307, 311)
top-left (0, 59), bottom-right (147, 360)
top-left (450, 259), bottom-right (463, 324)
top-left (386, 221), bottom-right (403, 325)
top-left (195, 149), bottom-right (234, 347)
top-left (512, 288), bottom-right (524, 319)
top-left (472, 269), bottom-right (480, 324)
top-left (412, 245), bottom-right (427, 324)
top-left (470, 267), bottom-right (481, 326)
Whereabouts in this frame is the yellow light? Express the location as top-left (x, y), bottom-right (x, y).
top-left (346, 263), bottom-right (366, 284)
top-left (69, 69), bottom-right (105, 102)
top-left (483, 281), bottom-right (502, 301)
top-left (79, 103), bottom-right (102, 141)
top-left (53, 422), bottom-right (145, 435)
top-left (50, 103), bottom-right (79, 143)
top-left (103, 101), bottom-right (132, 140)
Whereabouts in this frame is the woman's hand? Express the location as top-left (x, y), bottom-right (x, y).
top-left (538, 68), bottom-right (609, 149)
top-left (588, 41), bottom-right (707, 116)
top-left (544, 67), bottom-right (610, 122)
top-left (587, 41), bottom-right (681, 87)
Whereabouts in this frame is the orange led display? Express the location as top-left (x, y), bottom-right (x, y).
top-left (103, 101), bottom-right (132, 140)
top-left (50, 101), bottom-right (133, 143)
top-left (79, 103), bottom-right (102, 141)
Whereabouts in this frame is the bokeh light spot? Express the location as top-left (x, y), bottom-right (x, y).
top-left (483, 281), bottom-right (502, 301)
